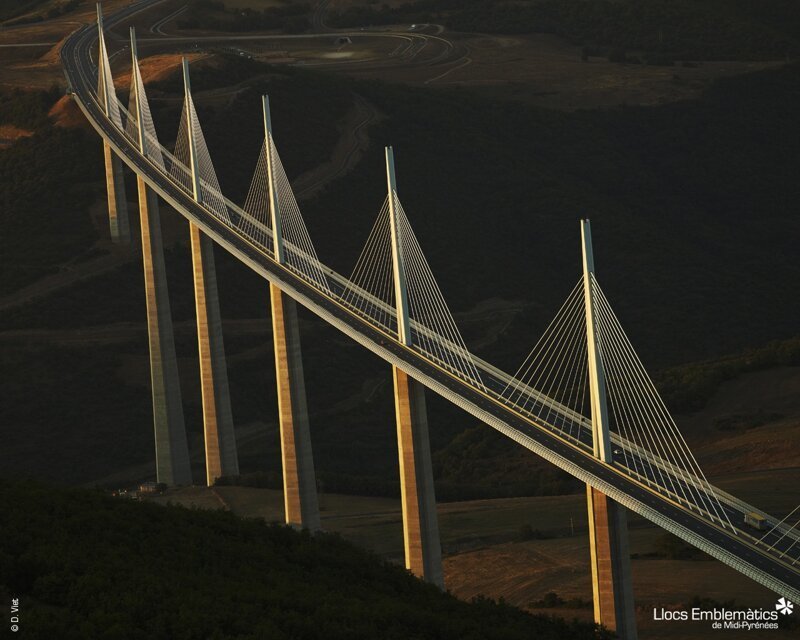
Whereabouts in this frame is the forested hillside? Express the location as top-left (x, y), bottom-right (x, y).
top-left (0, 479), bottom-right (609, 639)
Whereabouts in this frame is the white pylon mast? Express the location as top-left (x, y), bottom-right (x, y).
top-left (96, 3), bottom-right (111, 117)
top-left (182, 58), bottom-right (202, 204)
top-left (386, 147), bottom-right (411, 346)
top-left (262, 95), bottom-right (284, 264)
top-left (581, 219), bottom-right (613, 463)
top-left (129, 28), bottom-right (146, 155)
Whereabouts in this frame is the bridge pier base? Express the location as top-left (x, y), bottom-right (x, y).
top-left (270, 283), bottom-right (320, 531)
top-left (138, 177), bottom-right (192, 486)
top-left (103, 141), bottom-right (130, 244)
top-left (587, 485), bottom-right (637, 639)
top-left (189, 223), bottom-right (239, 485)
top-left (393, 366), bottom-right (443, 588)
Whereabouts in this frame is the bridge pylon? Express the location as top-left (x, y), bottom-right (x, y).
top-left (96, 3), bottom-right (129, 244)
top-left (263, 96), bottom-right (320, 531)
top-left (128, 29), bottom-right (191, 486)
top-left (582, 219), bottom-right (637, 639)
top-left (182, 59), bottom-right (240, 486)
top-left (386, 148), bottom-right (443, 587)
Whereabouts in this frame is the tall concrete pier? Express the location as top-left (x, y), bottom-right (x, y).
top-left (386, 147), bottom-right (443, 587)
top-left (130, 30), bottom-right (191, 485)
top-left (183, 59), bottom-right (239, 485)
top-left (102, 142), bottom-right (130, 244)
top-left (263, 96), bottom-right (320, 530)
top-left (581, 219), bottom-right (637, 639)
top-left (189, 226), bottom-right (239, 484)
top-left (393, 366), bottom-right (443, 586)
top-left (270, 283), bottom-right (320, 530)
top-left (586, 486), bottom-right (636, 635)
top-left (96, 5), bottom-right (129, 244)
top-left (138, 178), bottom-right (191, 484)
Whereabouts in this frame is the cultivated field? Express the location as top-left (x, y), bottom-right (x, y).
top-left (153, 465), bottom-right (799, 639)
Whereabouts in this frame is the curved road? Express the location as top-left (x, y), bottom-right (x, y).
top-left (115, 0), bottom-right (467, 81)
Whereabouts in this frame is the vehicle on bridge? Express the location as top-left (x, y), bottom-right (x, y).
top-left (744, 511), bottom-right (771, 531)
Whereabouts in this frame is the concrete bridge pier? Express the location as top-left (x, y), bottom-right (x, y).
top-left (587, 486), bottom-right (637, 638)
top-left (260, 95), bottom-right (320, 530)
top-left (190, 223), bottom-right (240, 485)
top-left (97, 5), bottom-right (129, 245)
top-left (393, 366), bottom-right (443, 587)
top-left (137, 177), bottom-right (191, 485)
top-left (102, 138), bottom-right (130, 244)
top-left (180, 59), bottom-right (240, 486)
top-left (127, 26), bottom-right (189, 484)
top-left (384, 145), bottom-right (444, 587)
top-left (270, 283), bottom-right (320, 531)
top-left (582, 218), bottom-right (637, 639)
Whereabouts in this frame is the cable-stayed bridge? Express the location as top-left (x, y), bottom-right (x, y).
top-left (61, 3), bottom-right (799, 636)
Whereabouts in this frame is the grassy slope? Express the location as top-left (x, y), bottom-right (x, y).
top-left (0, 479), bottom-right (609, 640)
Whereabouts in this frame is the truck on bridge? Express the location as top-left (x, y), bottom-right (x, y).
top-left (744, 512), bottom-right (771, 531)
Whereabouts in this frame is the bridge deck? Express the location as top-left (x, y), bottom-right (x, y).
top-left (61, 0), bottom-right (800, 601)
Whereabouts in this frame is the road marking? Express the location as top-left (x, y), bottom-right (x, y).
top-left (425, 55), bottom-right (471, 85)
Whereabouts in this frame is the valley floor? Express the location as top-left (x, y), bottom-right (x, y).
top-left (150, 464), bottom-right (799, 639)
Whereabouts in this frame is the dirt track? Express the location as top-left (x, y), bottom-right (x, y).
top-left (294, 93), bottom-right (380, 200)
